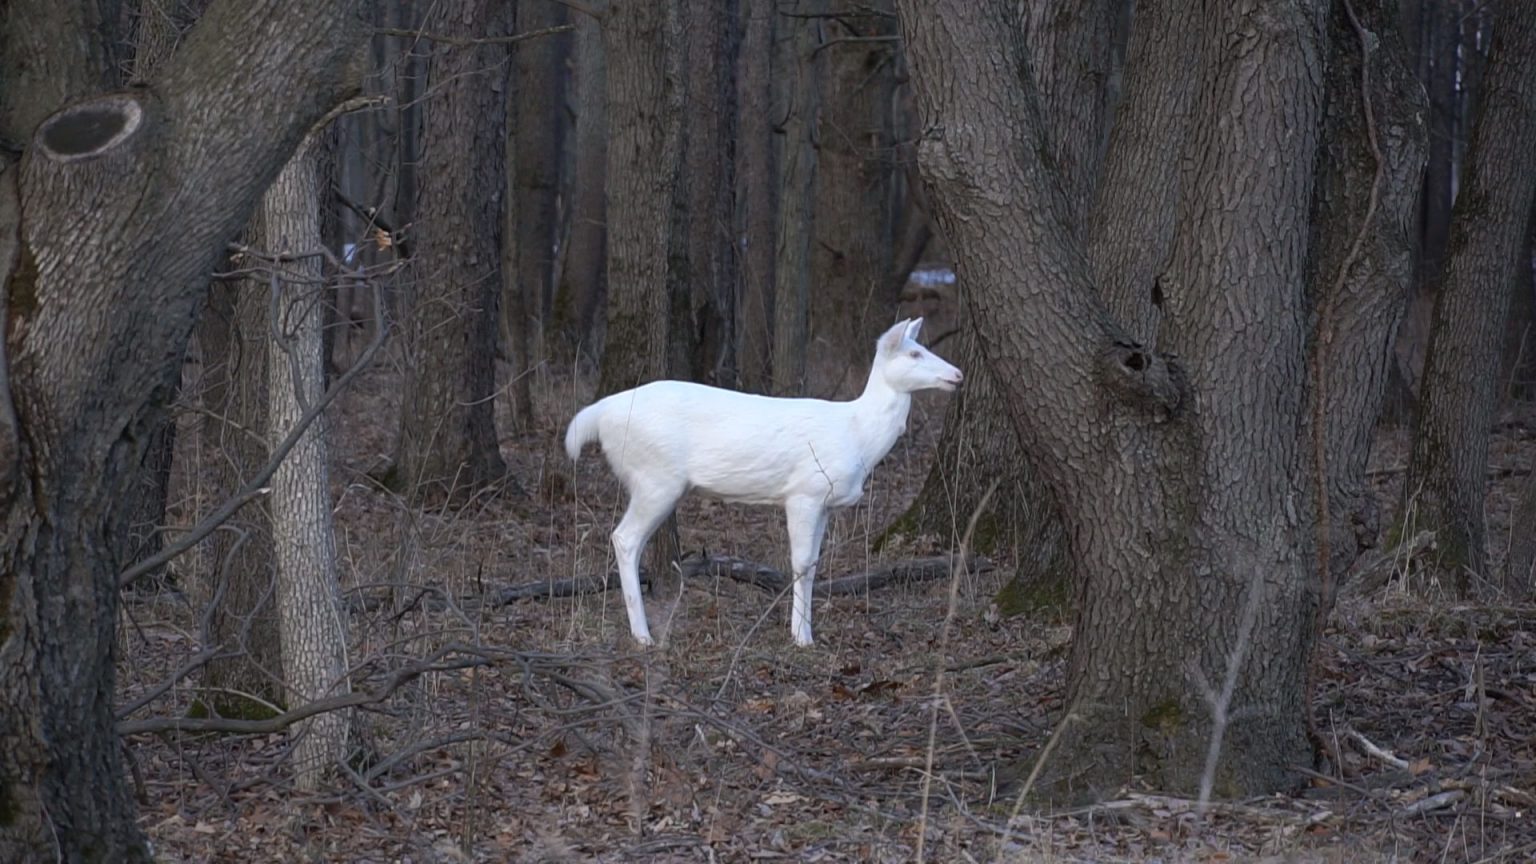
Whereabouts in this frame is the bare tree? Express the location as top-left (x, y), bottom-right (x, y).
top-left (504, 0), bottom-right (570, 429)
top-left (387, 0), bottom-right (511, 501)
top-left (259, 140), bottom-right (351, 790)
top-left (552, 9), bottom-right (608, 366)
top-left (0, 0), bottom-right (367, 854)
top-left (735, 0), bottom-right (777, 392)
top-left (770, 0), bottom-right (823, 396)
top-left (1405, 6), bottom-right (1536, 593)
top-left (893, 0), bottom-right (1423, 798)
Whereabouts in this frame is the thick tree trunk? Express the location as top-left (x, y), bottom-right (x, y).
top-left (896, 0), bottom-right (1326, 799)
top-left (809, 3), bottom-right (897, 397)
top-left (260, 140), bottom-right (350, 791)
top-left (389, 0), bottom-right (511, 501)
top-left (504, 1), bottom-right (569, 429)
top-left (553, 12), bottom-right (608, 365)
top-left (0, 0), bottom-right (366, 855)
top-left (735, 0), bottom-right (777, 392)
top-left (597, 0), bottom-right (685, 396)
top-left (1405, 7), bottom-right (1536, 592)
top-left (769, 0), bottom-right (822, 397)
top-left (892, 0), bottom-right (1114, 571)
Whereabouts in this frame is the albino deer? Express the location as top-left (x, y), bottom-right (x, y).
top-left (565, 318), bottom-right (963, 647)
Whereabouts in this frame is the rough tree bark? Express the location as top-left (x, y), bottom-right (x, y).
top-left (673, 0), bottom-right (738, 385)
top-left (198, 276), bottom-right (284, 718)
top-left (504, 0), bottom-right (569, 429)
top-left (809, 2), bottom-right (897, 397)
top-left (552, 10), bottom-right (608, 365)
top-left (735, 0), bottom-right (777, 392)
top-left (889, 0), bottom-right (1114, 579)
top-left (388, 0), bottom-right (510, 501)
top-left (260, 139), bottom-right (351, 791)
top-left (1303, 0), bottom-right (1427, 597)
top-left (597, 0), bottom-right (684, 396)
top-left (0, 0), bottom-right (366, 856)
top-left (896, 0), bottom-right (1327, 799)
top-left (1405, 6), bottom-right (1536, 593)
top-left (769, 0), bottom-right (822, 397)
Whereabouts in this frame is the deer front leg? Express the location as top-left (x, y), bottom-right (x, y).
top-left (785, 497), bottom-right (830, 647)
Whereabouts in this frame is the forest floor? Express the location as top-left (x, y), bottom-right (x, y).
top-left (120, 346), bottom-right (1536, 863)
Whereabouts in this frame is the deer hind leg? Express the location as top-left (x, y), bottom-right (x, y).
top-left (784, 497), bottom-right (830, 647)
top-left (611, 482), bottom-right (685, 646)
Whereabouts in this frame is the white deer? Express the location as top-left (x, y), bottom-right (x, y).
top-left (565, 318), bottom-right (963, 647)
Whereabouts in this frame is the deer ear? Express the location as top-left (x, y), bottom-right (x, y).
top-left (881, 318), bottom-right (910, 353)
top-left (904, 317), bottom-right (924, 342)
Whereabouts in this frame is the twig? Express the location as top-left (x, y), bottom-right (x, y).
top-left (118, 277), bottom-right (389, 587)
top-left (1346, 729), bottom-right (1410, 770)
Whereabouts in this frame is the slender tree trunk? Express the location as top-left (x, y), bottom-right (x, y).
top-left (809, 2), bottom-right (897, 396)
top-left (735, 0), bottom-right (777, 392)
top-left (259, 139), bottom-right (351, 791)
top-left (505, 1), bottom-right (569, 429)
top-left (770, 0), bottom-right (823, 396)
top-left (1304, 0), bottom-right (1428, 598)
top-left (553, 11), bottom-right (608, 366)
top-left (1405, 7), bottom-right (1536, 592)
top-left (0, 0), bottom-right (366, 854)
top-left (388, 0), bottom-right (511, 501)
top-left (896, 0), bottom-right (1327, 799)
top-left (198, 278), bottom-right (284, 718)
top-left (676, 0), bottom-right (739, 385)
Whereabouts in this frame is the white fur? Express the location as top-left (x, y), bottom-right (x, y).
top-left (565, 318), bottom-right (963, 647)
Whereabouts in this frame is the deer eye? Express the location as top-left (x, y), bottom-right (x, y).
top-left (909, 350), bottom-right (921, 359)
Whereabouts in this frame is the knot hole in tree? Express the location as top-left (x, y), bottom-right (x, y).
top-left (1096, 338), bottom-right (1186, 422)
top-left (36, 95), bottom-right (144, 163)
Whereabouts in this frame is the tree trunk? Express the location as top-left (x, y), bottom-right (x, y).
top-left (0, 0), bottom-right (366, 855)
top-left (769, 0), bottom-right (822, 397)
top-left (597, 0), bottom-right (685, 396)
top-left (198, 278), bottom-right (284, 718)
top-left (735, 0), bottom-right (777, 392)
top-left (1303, 0), bottom-right (1428, 599)
top-left (1405, 7), bottom-right (1536, 592)
top-left (896, 0), bottom-right (1326, 799)
top-left (809, 3), bottom-right (897, 397)
top-left (1500, 209), bottom-right (1536, 401)
top-left (388, 0), bottom-right (511, 501)
top-left (259, 139), bottom-right (351, 791)
top-left (552, 11), bottom-right (608, 366)
top-left (891, 0), bottom-right (1114, 574)
top-left (675, 0), bottom-right (739, 385)
top-left (504, 0), bottom-right (569, 429)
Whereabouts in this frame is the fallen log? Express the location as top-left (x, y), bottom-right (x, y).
top-left (489, 553), bottom-right (991, 607)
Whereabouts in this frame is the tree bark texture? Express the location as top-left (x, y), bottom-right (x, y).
top-left (1503, 214), bottom-right (1536, 400)
top-left (735, 0), bottom-right (777, 392)
top-left (808, 2), bottom-right (897, 397)
top-left (674, 0), bottom-right (739, 385)
top-left (597, 0), bottom-right (685, 396)
top-left (504, 0), bottom-right (569, 428)
top-left (390, 0), bottom-right (510, 501)
top-left (769, 0), bottom-right (823, 397)
top-left (553, 11), bottom-right (608, 365)
top-left (893, 0), bottom-right (1114, 567)
top-left (896, 0), bottom-right (1326, 799)
top-left (0, 0), bottom-right (366, 856)
top-left (1405, 6), bottom-right (1536, 592)
top-left (1303, 0), bottom-right (1427, 597)
top-left (197, 278), bottom-right (284, 718)
top-left (259, 140), bottom-right (351, 791)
